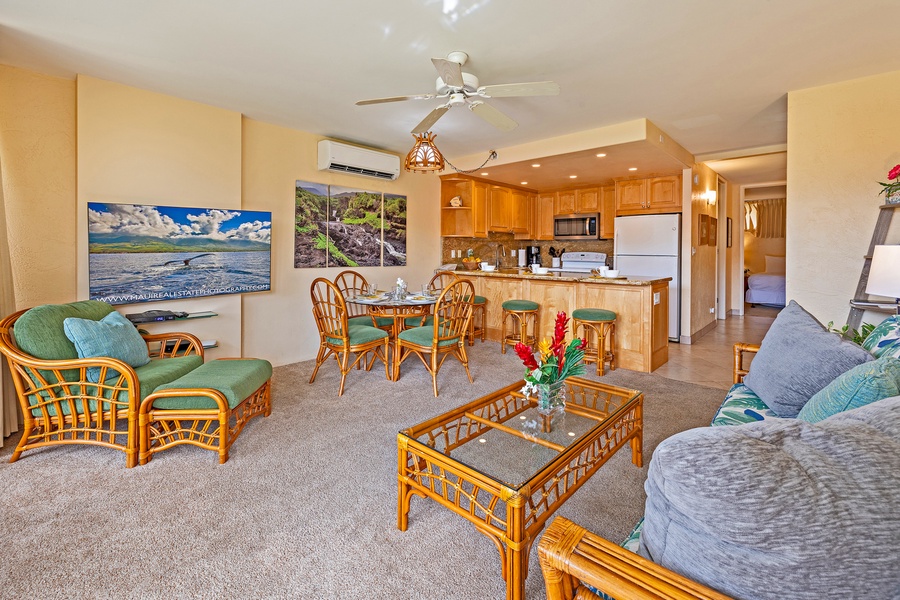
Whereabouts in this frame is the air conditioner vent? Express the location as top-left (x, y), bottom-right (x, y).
top-left (317, 140), bottom-right (401, 181)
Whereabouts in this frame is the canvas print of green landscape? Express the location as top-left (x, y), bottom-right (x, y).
top-left (88, 202), bottom-right (271, 305)
top-left (294, 180), bottom-right (406, 269)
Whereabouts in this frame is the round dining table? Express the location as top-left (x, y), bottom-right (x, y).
top-left (348, 292), bottom-right (438, 380)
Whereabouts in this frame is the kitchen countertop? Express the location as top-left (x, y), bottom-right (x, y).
top-left (455, 268), bottom-right (671, 286)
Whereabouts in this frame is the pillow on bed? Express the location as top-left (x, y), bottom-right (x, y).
top-left (764, 255), bottom-right (785, 274)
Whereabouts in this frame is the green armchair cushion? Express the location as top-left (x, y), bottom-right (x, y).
top-left (64, 311), bottom-right (151, 382)
top-left (14, 300), bottom-right (114, 362)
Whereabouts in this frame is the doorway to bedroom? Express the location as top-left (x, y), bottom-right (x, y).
top-left (743, 183), bottom-right (787, 316)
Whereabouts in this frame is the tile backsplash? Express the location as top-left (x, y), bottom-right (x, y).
top-left (442, 233), bottom-right (614, 268)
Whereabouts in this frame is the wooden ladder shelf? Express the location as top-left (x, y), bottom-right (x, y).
top-left (846, 203), bottom-right (900, 330)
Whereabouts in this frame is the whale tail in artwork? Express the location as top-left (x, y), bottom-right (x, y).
top-left (164, 253), bottom-right (213, 266)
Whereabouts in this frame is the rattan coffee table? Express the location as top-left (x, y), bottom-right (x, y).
top-left (397, 376), bottom-right (643, 600)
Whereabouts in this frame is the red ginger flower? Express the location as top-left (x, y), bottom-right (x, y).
top-left (514, 342), bottom-right (539, 370)
top-left (889, 164), bottom-right (900, 181)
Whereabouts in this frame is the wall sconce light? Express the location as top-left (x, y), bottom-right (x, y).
top-left (404, 132), bottom-right (445, 173)
top-left (703, 190), bottom-right (717, 205)
top-left (866, 244), bottom-right (900, 315)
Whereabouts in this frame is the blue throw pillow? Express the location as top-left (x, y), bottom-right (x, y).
top-left (797, 356), bottom-right (900, 423)
top-left (63, 311), bottom-right (151, 382)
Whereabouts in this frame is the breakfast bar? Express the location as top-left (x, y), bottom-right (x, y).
top-left (460, 269), bottom-right (670, 372)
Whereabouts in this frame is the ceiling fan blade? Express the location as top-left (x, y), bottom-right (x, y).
top-left (411, 106), bottom-right (450, 134)
top-left (431, 58), bottom-right (465, 88)
top-left (476, 81), bottom-right (560, 98)
top-left (469, 101), bottom-right (517, 131)
top-left (356, 93), bottom-right (437, 106)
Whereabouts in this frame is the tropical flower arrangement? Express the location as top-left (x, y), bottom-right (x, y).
top-left (878, 164), bottom-right (900, 200)
top-left (514, 311), bottom-right (587, 394)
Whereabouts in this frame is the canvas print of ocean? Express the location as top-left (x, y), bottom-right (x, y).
top-left (88, 202), bottom-right (272, 305)
top-left (294, 180), bottom-right (406, 268)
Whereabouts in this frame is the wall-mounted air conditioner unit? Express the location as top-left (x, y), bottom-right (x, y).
top-left (317, 140), bottom-right (401, 181)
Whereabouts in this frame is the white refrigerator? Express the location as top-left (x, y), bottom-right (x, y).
top-left (614, 214), bottom-right (681, 341)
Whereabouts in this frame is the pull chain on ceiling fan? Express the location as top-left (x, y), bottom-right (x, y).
top-left (356, 51), bottom-right (560, 133)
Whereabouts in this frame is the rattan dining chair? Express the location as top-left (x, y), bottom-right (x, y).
top-left (309, 277), bottom-right (390, 396)
top-left (402, 269), bottom-right (460, 329)
top-left (333, 269), bottom-right (392, 333)
top-left (393, 278), bottom-right (474, 396)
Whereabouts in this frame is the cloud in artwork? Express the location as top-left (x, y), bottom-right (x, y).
top-left (88, 204), bottom-right (192, 237)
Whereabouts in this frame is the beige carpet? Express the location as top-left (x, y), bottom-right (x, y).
top-left (0, 342), bottom-right (726, 599)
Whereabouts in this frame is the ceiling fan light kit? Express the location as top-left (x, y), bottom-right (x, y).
top-left (357, 51), bottom-right (559, 134)
top-left (404, 132), bottom-right (445, 173)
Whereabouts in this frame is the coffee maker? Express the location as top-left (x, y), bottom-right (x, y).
top-left (527, 245), bottom-right (541, 266)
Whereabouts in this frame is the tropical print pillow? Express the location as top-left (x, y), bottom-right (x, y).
top-left (862, 315), bottom-right (900, 359)
top-left (711, 384), bottom-right (781, 426)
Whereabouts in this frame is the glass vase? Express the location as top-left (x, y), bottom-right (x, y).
top-left (536, 380), bottom-right (567, 432)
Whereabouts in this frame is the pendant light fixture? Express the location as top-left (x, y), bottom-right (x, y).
top-left (404, 132), bottom-right (445, 173)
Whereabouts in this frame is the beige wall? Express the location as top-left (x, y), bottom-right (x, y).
top-left (743, 232), bottom-right (785, 275)
top-left (787, 69), bottom-right (900, 326)
top-left (240, 118), bottom-right (440, 365)
top-left (0, 65), bottom-right (77, 308)
top-left (76, 76), bottom-right (245, 358)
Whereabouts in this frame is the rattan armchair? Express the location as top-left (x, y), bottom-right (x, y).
top-left (0, 302), bottom-right (204, 468)
top-left (538, 516), bottom-right (732, 600)
top-left (393, 278), bottom-right (474, 396)
top-left (402, 269), bottom-right (460, 329)
top-left (309, 277), bottom-right (390, 395)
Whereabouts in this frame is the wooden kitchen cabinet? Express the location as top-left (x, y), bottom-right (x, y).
top-left (488, 186), bottom-right (511, 231)
top-left (533, 193), bottom-right (556, 240)
top-left (600, 185), bottom-right (615, 239)
top-left (439, 175), bottom-right (488, 238)
top-left (615, 175), bottom-right (682, 215)
top-left (510, 190), bottom-right (529, 233)
top-left (575, 187), bottom-right (599, 213)
top-left (555, 190), bottom-right (576, 215)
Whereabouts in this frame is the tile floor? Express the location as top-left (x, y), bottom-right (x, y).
top-left (653, 312), bottom-right (776, 389)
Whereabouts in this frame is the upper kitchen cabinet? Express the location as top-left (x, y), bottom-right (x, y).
top-left (575, 188), bottom-right (599, 213)
top-left (488, 185), bottom-right (511, 231)
top-left (510, 190), bottom-right (530, 233)
top-left (532, 193), bottom-right (556, 240)
top-left (554, 190), bottom-right (576, 215)
top-left (615, 174), bottom-right (682, 215)
top-left (600, 185), bottom-right (615, 239)
top-left (439, 175), bottom-right (488, 237)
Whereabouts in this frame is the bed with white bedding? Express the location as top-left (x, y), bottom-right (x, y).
top-left (746, 255), bottom-right (786, 307)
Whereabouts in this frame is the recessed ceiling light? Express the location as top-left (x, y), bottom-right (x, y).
top-left (532, 163), bottom-right (541, 167)
top-left (628, 167), bottom-right (638, 171)
top-left (481, 172), bottom-right (489, 176)
top-left (520, 181), bottom-right (528, 185)
top-left (596, 153), bottom-right (607, 158)
top-left (569, 175), bottom-right (578, 179)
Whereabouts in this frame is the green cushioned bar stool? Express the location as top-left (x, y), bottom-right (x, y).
top-left (501, 299), bottom-right (540, 354)
top-left (468, 294), bottom-right (487, 346)
top-left (572, 308), bottom-right (617, 376)
top-left (139, 358), bottom-right (273, 465)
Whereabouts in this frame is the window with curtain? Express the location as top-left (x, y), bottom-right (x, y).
top-left (745, 198), bottom-right (786, 238)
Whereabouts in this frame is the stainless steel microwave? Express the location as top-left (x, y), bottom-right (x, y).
top-left (554, 213), bottom-right (600, 240)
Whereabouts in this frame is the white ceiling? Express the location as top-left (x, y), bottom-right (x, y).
top-left (2, 1), bottom-right (898, 186)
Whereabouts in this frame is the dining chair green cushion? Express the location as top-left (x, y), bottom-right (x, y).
top-left (572, 308), bottom-right (617, 322)
top-left (404, 315), bottom-right (434, 328)
top-left (151, 358), bottom-right (272, 410)
top-left (398, 326), bottom-right (460, 348)
top-left (502, 299), bottom-right (539, 311)
top-left (63, 311), bottom-right (151, 382)
top-left (464, 295), bottom-right (487, 305)
top-left (326, 324), bottom-right (388, 346)
top-left (348, 315), bottom-right (393, 328)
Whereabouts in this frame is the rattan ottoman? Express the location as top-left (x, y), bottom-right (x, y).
top-left (138, 358), bottom-right (272, 465)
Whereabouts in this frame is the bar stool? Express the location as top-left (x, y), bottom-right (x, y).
top-left (468, 295), bottom-right (487, 346)
top-left (501, 300), bottom-right (540, 354)
top-left (572, 308), bottom-right (617, 376)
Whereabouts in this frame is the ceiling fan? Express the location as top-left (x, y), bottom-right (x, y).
top-left (356, 51), bottom-right (560, 134)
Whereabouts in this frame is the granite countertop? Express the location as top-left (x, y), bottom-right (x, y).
top-left (454, 268), bottom-right (671, 286)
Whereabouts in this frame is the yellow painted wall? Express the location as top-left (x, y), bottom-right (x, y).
top-left (77, 75), bottom-right (244, 357)
top-left (240, 118), bottom-right (440, 365)
top-left (787, 69), bottom-right (900, 325)
top-left (0, 65), bottom-right (77, 308)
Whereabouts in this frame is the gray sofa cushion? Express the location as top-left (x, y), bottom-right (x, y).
top-left (742, 300), bottom-right (873, 417)
top-left (638, 396), bottom-right (900, 600)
